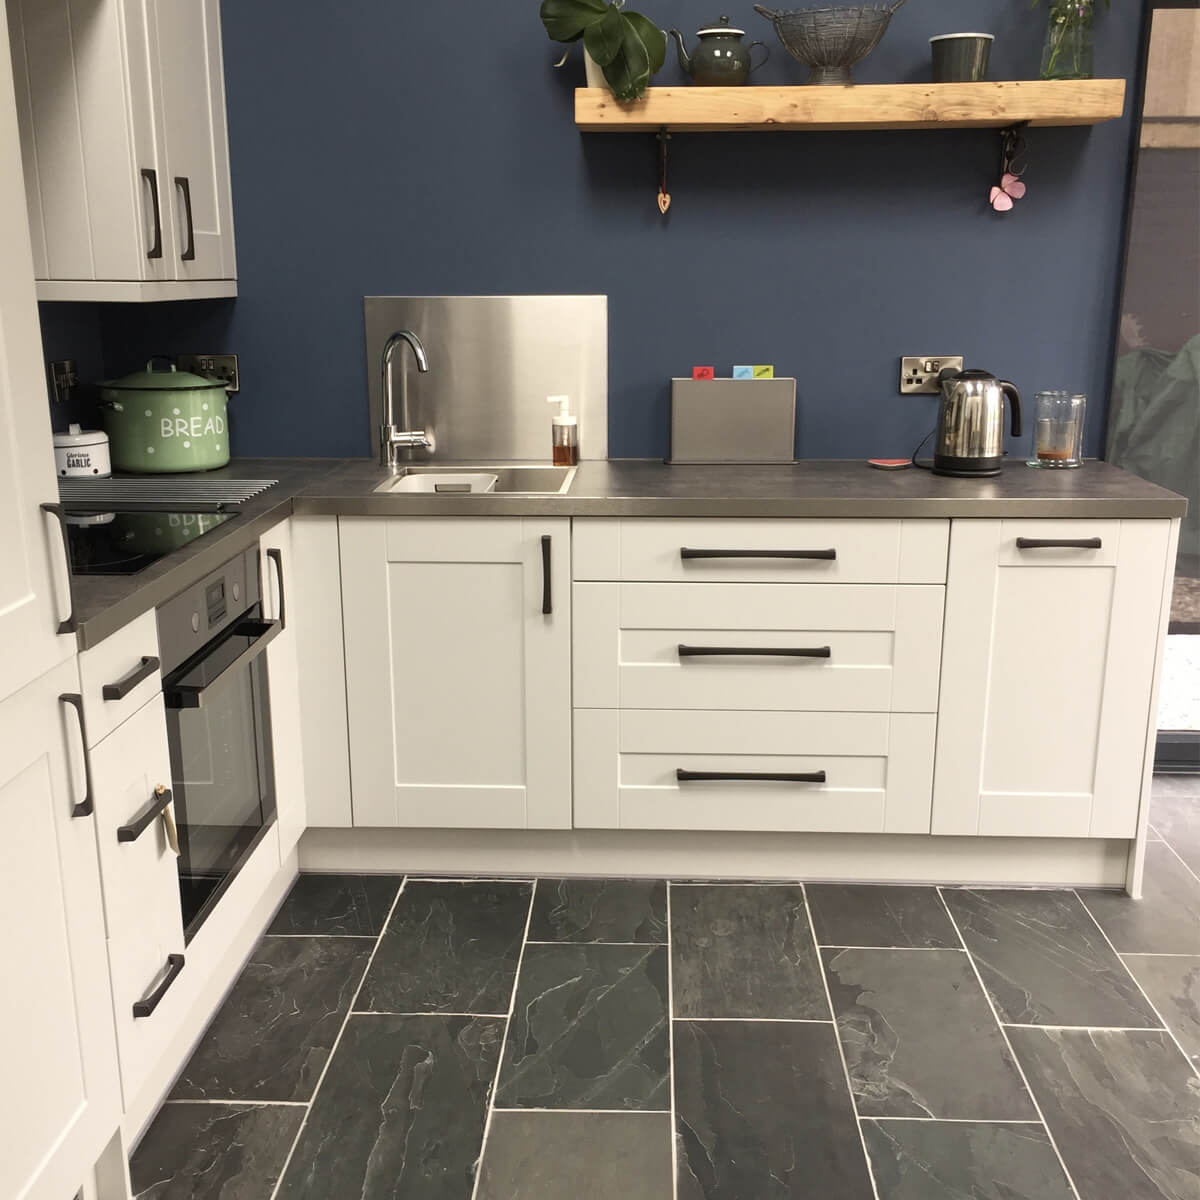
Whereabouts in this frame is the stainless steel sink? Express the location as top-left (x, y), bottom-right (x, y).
top-left (374, 465), bottom-right (576, 496)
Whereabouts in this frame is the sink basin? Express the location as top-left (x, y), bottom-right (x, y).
top-left (374, 465), bottom-right (576, 496)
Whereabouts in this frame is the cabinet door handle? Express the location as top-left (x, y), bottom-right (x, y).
top-left (57, 694), bottom-right (94, 818)
top-left (1016, 537), bottom-right (1102, 551)
top-left (132, 953), bottom-right (185, 1018)
top-left (676, 769), bottom-right (827, 784)
top-left (175, 176), bottom-right (195, 261)
top-left (117, 785), bottom-right (173, 844)
top-left (680, 547), bottom-right (836, 561)
top-left (266, 548), bottom-right (287, 631)
top-left (39, 503), bottom-right (76, 635)
top-left (102, 655), bottom-right (160, 701)
top-left (678, 645), bottom-right (831, 659)
top-left (141, 168), bottom-right (163, 259)
top-left (541, 535), bottom-right (553, 615)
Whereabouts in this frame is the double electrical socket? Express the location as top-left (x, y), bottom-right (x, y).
top-left (899, 355), bottom-right (963, 395)
top-left (178, 353), bottom-right (239, 393)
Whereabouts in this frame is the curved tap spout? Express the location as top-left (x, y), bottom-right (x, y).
top-left (381, 329), bottom-right (432, 469)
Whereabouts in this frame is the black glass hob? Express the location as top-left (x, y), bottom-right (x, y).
top-left (65, 509), bottom-right (237, 576)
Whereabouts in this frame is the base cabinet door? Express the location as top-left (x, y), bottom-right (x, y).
top-left (341, 517), bottom-right (572, 829)
top-left (0, 660), bottom-right (122, 1200)
top-left (933, 519), bottom-right (1173, 838)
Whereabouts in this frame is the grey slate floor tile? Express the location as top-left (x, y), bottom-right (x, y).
top-left (1151, 787), bottom-right (1200, 876)
top-left (674, 1018), bottom-right (874, 1200)
top-left (1081, 844), bottom-right (1200, 954)
top-left (277, 1014), bottom-right (502, 1200)
top-left (1123, 954), bottom-right (1200, 1063)
top-left (527, 877), bottom-right (667, 943)
top-left (495, 943), bottom-right (669, 1110)
top-left (356, 879), bottom-right (531, 1014)
top-left (169, 936), bottom-right (371, 1102)
top-left (823, 947), bottom-right (1035, 1119)
top-left (807, 883), bottom-right (959, 948)
top-left (267, 871), bottom-right (403, 935)
top-left (130, 1102), bottom-right (303, 1199)
top-left (1009, 1027), bottom-right (1200, 1200)
top-left (671, 883), bottom-right (827, 1019)
top-left (942, 888), bottom-right (1162, 1027)
top-left (861, 1120), bottom-right (1075, 1200)
top-left (475, 1111), bottom-right (672, 1199)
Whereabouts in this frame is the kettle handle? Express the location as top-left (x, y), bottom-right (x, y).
top-left (1001, 382), bottom-right (1022, 439)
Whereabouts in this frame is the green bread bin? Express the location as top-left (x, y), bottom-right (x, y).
top-left (101, 357), bottom-right (231, 473)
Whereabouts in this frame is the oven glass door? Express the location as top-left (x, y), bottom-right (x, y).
top-left (163, 604), bottom-right (278, 938)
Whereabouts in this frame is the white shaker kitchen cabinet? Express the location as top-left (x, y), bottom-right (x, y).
top-left (933, 519), bottom-right (1174, 839)
top-left (6, 0), bottom-right (236, 300)
top-left (0, 659), bottom-right (122, 1200)
top-left (340, 517), bottom-right (572, 829)
top-left (260, 519), bottom-right (307, 858)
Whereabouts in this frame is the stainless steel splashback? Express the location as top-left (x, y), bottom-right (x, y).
top-left (364, 295), bottom-right (608, 461)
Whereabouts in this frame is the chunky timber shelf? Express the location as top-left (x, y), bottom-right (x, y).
top-left (574, 79), bottom-right (1127, 133)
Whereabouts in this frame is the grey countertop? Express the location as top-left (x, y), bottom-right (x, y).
top-left (71, 456), bottom-right (1186, 649)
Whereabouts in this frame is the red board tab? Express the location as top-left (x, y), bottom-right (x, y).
top-left (867, 458), bottom-right (912, 470)
top-left (692, 366), bottom-right (715, 380)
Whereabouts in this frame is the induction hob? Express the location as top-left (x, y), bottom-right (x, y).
top-left (65, 509), bottom-right (237, 576)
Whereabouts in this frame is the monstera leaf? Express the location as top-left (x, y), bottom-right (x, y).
top-left (541, 0), bottom-right (666, 100)
top-left (540, 0), bottom-right (608, 43)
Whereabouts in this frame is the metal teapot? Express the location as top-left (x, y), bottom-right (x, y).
top-left (669, 16), bottom-right (769, 86)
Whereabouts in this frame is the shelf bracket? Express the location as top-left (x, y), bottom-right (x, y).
top-left (990, 122), bottom-right (1029, 213)
top-left (656, 126), bottom-right (671, 215)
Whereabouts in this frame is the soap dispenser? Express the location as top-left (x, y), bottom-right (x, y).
top-left (547, 395), bottom-right (578, 466)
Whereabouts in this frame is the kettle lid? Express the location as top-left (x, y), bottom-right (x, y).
top-left (697, 15), bottom-right (745, 35)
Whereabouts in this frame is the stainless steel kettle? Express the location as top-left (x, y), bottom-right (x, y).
top-left (933, 367), bottom-right (1022, 477)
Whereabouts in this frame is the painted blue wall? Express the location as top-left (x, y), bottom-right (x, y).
top-left (85, 0), bottom-right (1145, 460)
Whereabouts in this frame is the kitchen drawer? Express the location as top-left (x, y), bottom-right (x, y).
top-left (90, 694), bottom-right (182, 942)
top-left (574, 709), bottom-right (934, 833)
top-left (573, 518), bottom-right (948, 584)
top-left (78, 610), bottom-right (162, 748)
top-left (994, 520), bottom-right (1120, 567)
top-left (573, 582), bottom-right (944, 713)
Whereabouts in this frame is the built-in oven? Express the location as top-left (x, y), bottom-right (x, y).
top-left (157, 547), bottom-right (282, 938)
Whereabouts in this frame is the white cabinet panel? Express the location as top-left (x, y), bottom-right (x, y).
top-left (933, 519), bottom-right (1172, 838)
top-left (341, 518), bottom-right (572, 829)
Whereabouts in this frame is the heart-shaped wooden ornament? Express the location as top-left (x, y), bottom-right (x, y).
top-left (657, 191), bottom-right (671, 214)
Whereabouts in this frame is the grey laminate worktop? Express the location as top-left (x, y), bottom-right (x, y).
top-left (69, 457), bottom-right (1185, 648)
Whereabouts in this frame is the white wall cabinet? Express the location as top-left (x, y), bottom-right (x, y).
top-left (934, 519), bottom-right (1173, 839)
top-left (6, 0), bottom-right (235, 301)
top-left (340, 517), bottom-right (572, 829)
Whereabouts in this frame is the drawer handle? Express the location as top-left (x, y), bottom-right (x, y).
top-left (57, 694), bottom-right (94, 818)
top-left (681, 547), bottom-right (836, 561)
top-left (117, 785), bottom-right (173, 844)
top-left (678, 645), bottom-right (831, 659)
top-left (132, 953), bottom-right (185, 1019)
top-left (40, 503), bottom-right (77, 634)
top-left (1016, 537), bottom-right (1102, 551)
top-left (677, 769), bottom-right (827, 784)
top-left (102, 655), bottom-right (160, 701)
top-left (266, 547), bottom-right (287, 631)
top-left (541, 535), bottom-right (553, 615)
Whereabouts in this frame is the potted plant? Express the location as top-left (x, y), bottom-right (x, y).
top-left (541, 0), bottom-right (666, 101)
top-left (1033, 0), bottom-right (1106, 80)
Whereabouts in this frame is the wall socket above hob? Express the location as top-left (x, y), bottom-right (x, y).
top-left (899, 355), bottom-right (963, 395)
top-left (178, 353), bottom-right (239, 393)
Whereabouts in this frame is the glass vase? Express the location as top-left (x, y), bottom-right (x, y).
top-left (1040, 1), bottom-right (1095, 80)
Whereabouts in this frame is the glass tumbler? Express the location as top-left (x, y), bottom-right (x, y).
top-left (1028, 391), bottom-right (1085, 468)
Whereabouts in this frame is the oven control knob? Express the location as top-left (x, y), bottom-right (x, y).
top-left (233, 581), bottom-right (240, 602)
top-left (191, 612), bottom-right (200, 634)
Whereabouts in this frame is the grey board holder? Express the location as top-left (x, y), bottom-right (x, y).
top-left (667, 376), bottom-right (797, 464)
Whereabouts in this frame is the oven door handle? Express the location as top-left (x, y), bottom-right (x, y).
top-left (163, 617), bottom-right (281, 710)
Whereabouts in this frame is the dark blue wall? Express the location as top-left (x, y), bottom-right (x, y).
top-left (68, 0), bottom-right (1145, 459)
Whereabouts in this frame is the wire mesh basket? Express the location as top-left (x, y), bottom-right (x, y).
top-left (754, 1), bottom-right (906, 84)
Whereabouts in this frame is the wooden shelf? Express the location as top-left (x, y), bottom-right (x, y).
top-left (575, 79), bottom-right (1126, 133)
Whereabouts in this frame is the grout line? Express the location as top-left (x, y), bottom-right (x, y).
top-left (263, 933), bottom-right (377, 939)
top-left (671, 1015), bottom-right (834, 1024)
top-left (267, 876), bottom-right (409, 1200)
top-left (666, 882), bottom-right (678, 1200)
top-left (524, 939), bottom-right (668, 946)
top-left (802, 883), bottom-right (882, 1200)
top-left (490, 1107), bottom-right (672, 1114)
top-left (935, 887), bottom-right (1084, 1200)
top-left (1072, 889), bottom-right (1200, 1082)
top-left (1001, 1023), bottom-right (1166, 1032)
top-left (818, 945), bottom-right (966, 952)
top-left (1119, 951), bottom-right (1200, 958)
top-left (163, 1098), bottom-right (309, 1107)
top-left (406, 876), bottom-right (537, 884)
top-left (352, 1010), bottom-right (509, 1018)
top-left (1152, 835), bottom-right (1200, 889)
top-left (469, 879), bottom-right (538, 1200)
top-left (861, 1116), bottom-right (1044, 1124)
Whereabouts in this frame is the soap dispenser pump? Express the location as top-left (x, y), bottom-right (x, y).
top-left (547, 395), bottom-right (578, 466)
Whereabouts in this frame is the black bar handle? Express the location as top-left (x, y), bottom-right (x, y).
top-left (1016, 537), bottom-right (1102, 551)
top-left (175, 176), bottom-right (195, 261)
top-left (117, 785), bottom-right (173, 844)
top-left (102, 655), bottom-right (160, 701)
top-left (39, 503), bottom-right (76, 634)
top-left (141, 168), bottom-right (162, 259)
top-left (266, 548), bottom-right (286, 631)
top-left (541, 535), bottom-right (552, 615)
top-left (676, 769), bottom-right (827, 784)
top-left (681, 547), bottom-right (836, 561)
top-left (132, 953), bottom-right (185, 1018)
top-left (163, 617), bottom-right (280, 709)
top-left (57, 694), bottom-right (94, 817)
top-left (678, 645), bottom-right (831, 659)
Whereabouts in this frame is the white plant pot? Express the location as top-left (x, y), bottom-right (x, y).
top-left (584, 48), bottom-right (607, 89)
